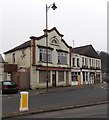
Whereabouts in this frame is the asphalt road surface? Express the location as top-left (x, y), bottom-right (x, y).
top-left (16, 103), bottom-right (108, 118)
top-left (2, 83), bottom-right (108, 118)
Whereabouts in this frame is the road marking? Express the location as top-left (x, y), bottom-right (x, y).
top-left (7, 96), bottom-right (12, 99)
top-left (100, 85), bottom-right (109, 89)
top-left (101, 86), bottom-right (105, 89)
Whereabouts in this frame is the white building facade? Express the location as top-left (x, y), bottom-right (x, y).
top-left (4, 28), bottom-right (102, 89)
top-left (71, 45), bottom-right (102, 86)
top-left (30, 28), bottom-right (72, 89)
top-left (4, 27), bottom-right (72, 89)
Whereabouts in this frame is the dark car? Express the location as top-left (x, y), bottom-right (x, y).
top-left (0, 81), bottom-right (19, 94)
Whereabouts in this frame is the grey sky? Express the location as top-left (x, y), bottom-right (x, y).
top-left (0, 0), bottom-right (108, 55)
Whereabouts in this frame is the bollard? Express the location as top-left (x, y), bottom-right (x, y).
top-left (19, 91), bottom-right (29, 111)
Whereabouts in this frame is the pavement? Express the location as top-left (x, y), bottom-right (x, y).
top-left (2, 83), bottom-right (108, 119)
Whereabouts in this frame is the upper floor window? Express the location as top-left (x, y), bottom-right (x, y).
top-left (98, 60), bottom-right (100, 68)
top-left (96, 60), bottom-right (100, 68)
top-left (72, 58), bottom-right (75, 67)
top-left (96, 60), bottom-right (98, 67)
top-left (39, 48), bottom-right (52, 63)
top-left (58, 52), bottom-right (67, 64)
top-left (82, 57), bottom-right (84, 66)
top-left (89, 59), bottom-right (91, 66)
top-left (92, 59), bottom-right (94, 66)
top-left (77, 58), bottom-right (80, 67)
top-left (13, 53), bottom-right (15, 63)
top-left (85, 58), bottom-right (88, 66)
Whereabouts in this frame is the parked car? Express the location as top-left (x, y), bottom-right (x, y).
top-left (0, 81), bottom-right (19, 94)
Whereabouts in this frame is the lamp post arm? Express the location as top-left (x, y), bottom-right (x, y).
top-left (46, 4), bottom-right (53, 11)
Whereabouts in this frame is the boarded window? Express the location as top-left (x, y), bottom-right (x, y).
top-left (39, 70), bottom-right (50, 83)
top-left (58, 71), bottom-right (64, 82)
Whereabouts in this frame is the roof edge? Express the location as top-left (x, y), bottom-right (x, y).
top-left (43, 27), bottom-right (64, 37)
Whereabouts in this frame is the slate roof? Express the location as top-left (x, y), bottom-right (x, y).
top-left (4, 41), bottom-right (31, 54)
top-left (72, 44), bottom-right (100, 59)
top-left (0, 54), bottom-right (5, 63)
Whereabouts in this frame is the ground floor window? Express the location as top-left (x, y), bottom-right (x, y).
top-left (83, 71), bottom-right (88, 82)
top-left (86, 72), bottom-right (88, 81)
top-left (90, 72), bottom-right (95, 83)
top-left (96, 73), bottom-right (100, 83)
top-left (72, 72), bottom-right (80, 81)
top-left (39, 70), bottom-right (50, 83)
top-left (58, 71), bottom-right (64, 82)
top-left (83, 72), bottom-right (85, 82)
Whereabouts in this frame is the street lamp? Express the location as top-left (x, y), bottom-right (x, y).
top-left (46, 3), bottom-right (57, 92)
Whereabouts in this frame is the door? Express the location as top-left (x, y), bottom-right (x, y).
top-left (52, 71), bottom-right (56, 87)
top-left (78, 75), bottom-right (81, 85)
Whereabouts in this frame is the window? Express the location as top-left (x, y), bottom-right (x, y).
top-left (83, 72), bottom-right (85, 81)
top-left (83, 72), bottom-right (88, 82)
top-left (98, 60), bottom-right (100, 68)
top-left (96, 60), bottom-right (98, 67)
top-left (93, 59), bottom-right (95, 67)
top-left (13, 53), bottom-right (15, 63)
top-left (86, 72), bottom-right (88, 81)
top-left (39, 49), bottom-right (43, 61)
top-left (39, 48), bottom-right (52, 62)
top-left (85, 58), bottom-right (88, 66)
top-left (82, 57), bottom-right (84, 66)
top-left (58, 52), bottom-right (67, 64)
top-left (58, 71), bottom-right (64, 82)
top-left (39, 70), bottom-right (50, 83)
top-left (92, 59), bottom-right (94, 66)
top-left (89, 59), bottom-right (91, 66)
top-left (48, 50), bottom-right (52, 62)
top-left (77, 58), bottom-right (80, 67)
top-left (72, 58), bottom-right (75, 67)
top-left (72, 72), bottom-right (77, 81)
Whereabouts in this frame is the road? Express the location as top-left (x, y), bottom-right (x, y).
top-left (16, 103), bottom-right (108, 118)
top-left (2, 83), bottom-right (108, 118)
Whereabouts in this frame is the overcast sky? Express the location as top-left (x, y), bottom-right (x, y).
top-left (0, 0), bottom-right (108, 55)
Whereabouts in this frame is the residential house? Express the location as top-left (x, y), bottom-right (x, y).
top-left (71, 45), bottom-right (102, 86)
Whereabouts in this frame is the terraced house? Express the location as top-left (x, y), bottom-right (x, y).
top-left (4, 27), bottom-right (102, 89)
top-left (71, 45), bottom-right (102, 86)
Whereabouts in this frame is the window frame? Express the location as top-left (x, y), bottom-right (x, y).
top-left (39, 48), bottom-right (52, 63)
top-left (58, 52), bottom-right (67, 65)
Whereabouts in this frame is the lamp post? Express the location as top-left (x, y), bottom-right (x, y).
top-left (46, 3), bottom-right (57, 92)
